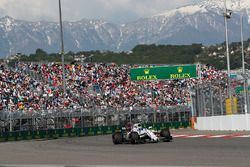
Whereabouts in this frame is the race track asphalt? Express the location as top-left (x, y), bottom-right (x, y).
top-left (0, 129), bottom-right (250, 166)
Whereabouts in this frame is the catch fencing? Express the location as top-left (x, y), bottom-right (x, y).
top-left (0, 106), bottom-right (191, 133)
top-left (0, 106), bottom-right (191, 142)
top-left (0, 121), bottom-right (190, 142)
top-left (193, 81), bottom-right (249, 117)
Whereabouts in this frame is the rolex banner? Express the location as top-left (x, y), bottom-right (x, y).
top-left (130, 65), bottom-right (197, 81)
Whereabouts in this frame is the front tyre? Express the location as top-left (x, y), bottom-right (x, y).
top-left (130, 132), bottom-right (140, 144)
top-left (112, 132), bottom-right (123, 144)
top-left (160, 128), bottom-right (172, 142)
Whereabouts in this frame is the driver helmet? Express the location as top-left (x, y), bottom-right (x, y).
top-left (126, 122), bottom-right (133, 131)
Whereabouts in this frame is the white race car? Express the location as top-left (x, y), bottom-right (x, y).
top-left (112, 123), bottom-right (173, 144)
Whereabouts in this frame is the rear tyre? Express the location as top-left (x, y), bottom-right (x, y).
top-left (112, 132), bottom-right (123, 144)
top-left (160, 128), bottom-right (172, 142)
top-left (130, 132), bottom-right (140, 144)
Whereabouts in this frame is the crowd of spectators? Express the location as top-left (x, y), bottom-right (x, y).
top-left (0, 62), bottom-right (229, 113)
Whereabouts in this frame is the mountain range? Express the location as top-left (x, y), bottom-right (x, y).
top-left (0, 0), bottom-right (250, 57)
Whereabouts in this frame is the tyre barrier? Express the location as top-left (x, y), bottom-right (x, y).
top-left (0, 121), bottom-right (190, 142)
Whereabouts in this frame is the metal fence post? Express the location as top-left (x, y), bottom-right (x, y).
top-left (154, 109), bottom-right (156, 123)
top-left (200, 88), bottom-right (204, 117)
top-left (166, 112), bottom-right (169, 122)
top-left (32, 114), bottom-right (35, 130)
top-left (196, 85), bottom-right (202, 117)
top-left (178, 111), bottom-right (181, 122)
top-left (92, 111), bottom-right (95, 127)
top-left (19, 118), bottom-right (22, 131)
top-left (219, 88), bottom-right (224, 116)
top-left (210, 85), bottom-right (214, 116)
top-left (80, 109), bottom-right (83, 128)
top-left (9, 112), bottom-right (13, 132)
top-left (129, 107), bottom-right (132, 123)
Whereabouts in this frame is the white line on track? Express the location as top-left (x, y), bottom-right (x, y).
top-left (172, 134), bottom-right (250, 138)
top-left (207, 135), bottom-right (227, 138)
top-left (186, 135), bottom-right (207, 138)
top-left (172, 134), bottom-right (188, 137)
top-left (236, 135), bottom-right (250, 138)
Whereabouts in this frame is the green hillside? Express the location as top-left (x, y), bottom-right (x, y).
top-left (7, 40), bottom-right (250, 70)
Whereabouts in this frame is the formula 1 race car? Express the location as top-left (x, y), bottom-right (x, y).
top-left (112, 123), bottom-right (173, 144)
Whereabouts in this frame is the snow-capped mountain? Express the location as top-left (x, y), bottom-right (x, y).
top-left (0, 8), bottom-right (5, 18)
top-left (0, 0), bottom-right (250, 57)
top-left (116, 0), bottom-right (250, 50)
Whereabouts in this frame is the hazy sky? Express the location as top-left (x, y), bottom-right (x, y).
top-left (0, 0), bottom-right (196, 23)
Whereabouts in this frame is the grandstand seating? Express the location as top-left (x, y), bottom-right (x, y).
top-left (0, 62), bottom-right (228, 113)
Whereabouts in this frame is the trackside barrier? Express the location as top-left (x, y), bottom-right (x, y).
top-left (0, 121), bottom-right (190, 142)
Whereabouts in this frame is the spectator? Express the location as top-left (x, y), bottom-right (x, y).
top-left (0, 62), bottom-right (228, 113)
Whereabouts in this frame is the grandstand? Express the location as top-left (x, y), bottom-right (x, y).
top-left (0, 62), bottom-right (238, 132)
top-left (0, 62), bottom-right (228, 112)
